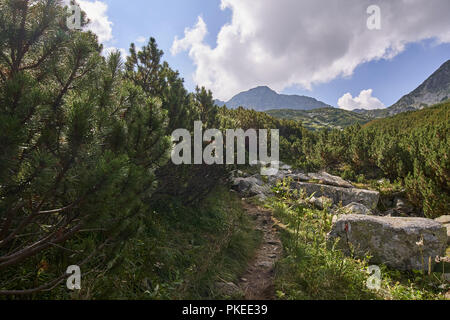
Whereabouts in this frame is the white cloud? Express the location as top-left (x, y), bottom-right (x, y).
top-left (103, 46), bottom-right (128, 59)
top-left (135, 36), bottom-right (147, 44)
top-left (338, 89), bottom-right (385, 111)
top-left (77, 0), bottom-right (113, 43)
top-left (172, 17), bottom-right (208, 55)
top-left (63, 1), bottom-right (119, 55)
top-left (171, 0), bottom-right (450, 101)
top-left (63, 0), bottom-right (113, 43)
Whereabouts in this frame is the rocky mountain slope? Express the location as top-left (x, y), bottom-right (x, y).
top-left (215, 86), bottom-right (331, 111)
top-left (361, 59), bottom-right (450, 118)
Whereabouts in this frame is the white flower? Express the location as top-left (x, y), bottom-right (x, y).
top-left (416, 238), bottom-right (424, 247)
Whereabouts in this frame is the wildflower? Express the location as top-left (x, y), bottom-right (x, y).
top-left (415, 237), bottom-right (424, 247)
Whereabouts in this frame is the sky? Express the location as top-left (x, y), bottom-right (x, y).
top-left (72, 0), bottom-right (450, 110)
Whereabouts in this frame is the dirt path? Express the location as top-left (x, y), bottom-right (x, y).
top-left (238, 201), bottom-right (283, 300)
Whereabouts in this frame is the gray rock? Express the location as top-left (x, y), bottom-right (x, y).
top-left (394, 197), bottom-right (415, 215)
top-left (327, 214), bottom-right (448, 271)
top-left (343, 202), bottom-right (373, 215)
top-left (309, 196), bottom-right (333, 210)
top-left (435, 216), bottom-right (450, 225)
top-left (383, 208), bottom-right (410, 218)
top-left (307, 172), bottom-right (353, 188)
top-left (231, 176), bottom-right (272, 199)
top-left (286, 172), bottom-right (311, 182)
top-left (267, 171), bottom-right (287, 185)
top-left (294, 182), bottom-right (380, 209)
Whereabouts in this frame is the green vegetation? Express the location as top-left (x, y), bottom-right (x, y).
top-left (266, 108), bottom-right (372, 130)
top-left (0, 0), bottom-right (447, 300)
top-left (0, 0), bottom-right (241, 297)
top-left (284, 103), bottom-right (449, 218)
top-left (268, 180), bottom-right (448, 300)
top-left (68, 187), bottom-right (260, 300)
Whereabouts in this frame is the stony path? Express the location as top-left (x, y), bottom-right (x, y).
top-left (238, 201), bottom-right (283, 300)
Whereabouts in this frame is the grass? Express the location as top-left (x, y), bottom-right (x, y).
top-left (88, 187), bottom-right (262, 300)
top-left (266, 180), bottom-right (449, 300)
top-left (4, 187), bottom-right (261, 300)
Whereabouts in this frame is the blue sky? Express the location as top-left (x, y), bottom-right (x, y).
top-left (81, 0), bottom-right (450, 109)
top-left (103, 0), bottom-right (230, 85)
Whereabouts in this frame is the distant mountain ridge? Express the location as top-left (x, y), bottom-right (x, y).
top-left (217, 59), bottom-right (450, 120)
top-left (215, 86), bottom-right (332, 111)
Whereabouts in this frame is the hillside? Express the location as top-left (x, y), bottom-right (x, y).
top-left (266, 107), bottom-right (372, 130)
top-left (364, 99), bottom-right (450, 130)
top-left (215, 86), bottom-right (331, 111)
top-left (301, 101), bottom-right (449, 218)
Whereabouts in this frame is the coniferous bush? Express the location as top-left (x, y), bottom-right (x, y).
top-left (0, 0), bottom-right (170, 294)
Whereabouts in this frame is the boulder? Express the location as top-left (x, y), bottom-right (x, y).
top-left (309, 196), bottom-right (333, 210)
top-left (394, 197), bottom-right (416, 215)
top-left (307, 172), bottom-right (353, 188)
top-left (231, 176), bottom-right (272, 199)
top-left (294, 182), bottom-right (380, 209)
top-left (343, 202), bottom-right (373, 215)
top-left (327, 214), bottom-right (448, 271)
top-left (267, 171), bottom-right (288, 185)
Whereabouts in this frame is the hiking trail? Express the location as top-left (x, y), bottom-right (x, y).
top-left (238, 201), bottom-right (283, 300)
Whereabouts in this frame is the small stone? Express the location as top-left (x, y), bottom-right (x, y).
top-left (257, 261), bottom-right (273, 268)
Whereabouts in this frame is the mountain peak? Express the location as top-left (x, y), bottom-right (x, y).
top-left (217, 86), bottom-right (331, 111)
top-left (387, 59), bottom-right (450, 114)
top-left (249, 86), bottom-right (277, 94)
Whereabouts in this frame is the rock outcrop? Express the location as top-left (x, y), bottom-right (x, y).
top-left (293, 182), bottom-right (380, 210)
top-left (307, 172), bottom-right (353, 188)
top-left (231, 165), bottom-right (379, 209)
top-left (231, 165), bottom-right (448, 272)
top-left (231, 176), bottom-right (272, 200)
top-left (327, 214), bottom-right (448, 271)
